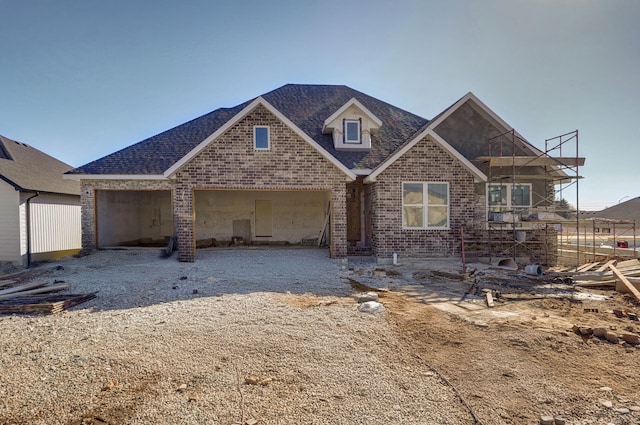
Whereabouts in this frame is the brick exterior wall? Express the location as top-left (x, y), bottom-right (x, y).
top-left (173, 104), bottom-right (349, 261)
top-left (465, 218), bottom-right (559, 265)
top-left (78, 106), bottom-right (558, 265)
top-left (370, 136), bottom-right (477, 260)
top-left (79, 180), bottom-right (174, 253)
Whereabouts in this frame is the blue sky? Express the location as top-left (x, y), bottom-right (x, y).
top-left (1, 0), bottom-right (638, 210)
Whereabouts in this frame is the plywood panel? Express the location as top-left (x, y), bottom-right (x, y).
top-left (255, 200), bottom-right (272, 237)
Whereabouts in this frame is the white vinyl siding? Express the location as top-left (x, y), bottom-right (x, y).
top-left (28, 194), bottom-right (81, 253)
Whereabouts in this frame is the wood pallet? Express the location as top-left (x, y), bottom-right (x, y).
top-left (0, 292), bottom-right (97, 315)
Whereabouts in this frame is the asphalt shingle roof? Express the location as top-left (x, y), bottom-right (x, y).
top-left (68, 84), bottom-right (429, 175)
top-left (0, 135), bottom-right (80, 195)
top-left (589, 197), bottom-right (640, 223)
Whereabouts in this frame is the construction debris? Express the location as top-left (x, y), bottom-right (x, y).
top-left (0, 293), bottom-right (97, 314)
top-left (560, 259), bottom-right (640, 301)
top-left (0, 280), bottom-right (96, 314)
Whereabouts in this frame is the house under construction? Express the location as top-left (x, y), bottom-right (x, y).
top-left (462, 129), bottom-right (638, 267)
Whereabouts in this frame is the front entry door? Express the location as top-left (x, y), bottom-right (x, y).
top-left (346, 183), bottom-right (361, 242)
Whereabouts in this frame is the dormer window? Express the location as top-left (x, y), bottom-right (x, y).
top-left (344, 119), bottom-right (361, 144)
top-left (322, 98), bottom-right (381, 152)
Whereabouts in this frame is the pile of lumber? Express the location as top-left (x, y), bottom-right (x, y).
top-left (0, 279), bottom-right (96, 314)
top-left (560, 259), bottom-right (640, 301)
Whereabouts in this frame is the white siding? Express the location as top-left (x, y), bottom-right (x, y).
top-left (20, 193), bottom-right (81, 254)
top-left (0, 180), bottom-right (20, 263)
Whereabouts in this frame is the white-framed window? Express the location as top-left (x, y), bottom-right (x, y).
top-left (254, 126), bottom-right (270, 150)
top-left (487, 183), bottom-right (532, 213)
top-left (402, 182), bottom-right (449, 229)
top-left (344, 119), bottom-right (361, 144)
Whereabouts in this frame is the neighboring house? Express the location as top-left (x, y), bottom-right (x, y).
top-left (66, 84), bottom-right (572, 264)
top-left (579, 198), bottom-right (639, 234)
top-left (0, 134), bottom-right (81, 266)
top-left (589, 197), bottom-right (640, 224)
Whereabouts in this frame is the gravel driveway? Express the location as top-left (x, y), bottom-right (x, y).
top-left (0, 248), bottom-right (472, 424)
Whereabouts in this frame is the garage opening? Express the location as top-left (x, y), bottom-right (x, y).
top-left (96, 190), bottom-right (173, 248)
top-left (194, 190), bottom-right (330, 248)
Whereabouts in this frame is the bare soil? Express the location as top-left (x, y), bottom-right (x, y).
top-left (1, 249), bottom-right (639, 424)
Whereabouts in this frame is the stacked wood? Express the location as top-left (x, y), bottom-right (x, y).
top-left (0, 293), bottom-right (97, 314)
top-left (0, 280), bottom-right (96, 314)
top-left (567, 259), bottom-right (640, 301)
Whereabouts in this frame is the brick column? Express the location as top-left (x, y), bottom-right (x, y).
top-left (174, 186), bottom-right (195, 262)
top-left (79, 183), bottom-right (96, 254)
top-left (331, 184), bottom-right (347, 259)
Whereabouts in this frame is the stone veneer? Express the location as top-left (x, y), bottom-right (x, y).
top-left (369, 135), bottom-right (477, 260)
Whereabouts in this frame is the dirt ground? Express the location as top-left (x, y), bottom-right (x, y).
top-left (367, 260), bottom-right (640, 424)
top-left (1, 249), bottom-right (639, 424)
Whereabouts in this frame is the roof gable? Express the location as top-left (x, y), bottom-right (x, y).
top-left (68, 84), bottom-right (430, 177)
top-left (364, 128), bottom-right (487, 183)
top-left (322, 98), bottom-right (382, 133)
top-left (163, 97), bottom-right (357, 180)
top-left (431, 92), bottom-right (544, 159)
top-left (590, 197), bottom-right (640, 222)
top-left (0, 135), bottom-right (80, 195)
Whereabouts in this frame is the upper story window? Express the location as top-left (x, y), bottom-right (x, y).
top-left (254, 126), bottom-right (270, 150)
top-left (322, 99), bottom-right (381, 151)
top-left (344, 119), bottom-right (361, 144)
top-left (402, 182), bottom-right (449, 229)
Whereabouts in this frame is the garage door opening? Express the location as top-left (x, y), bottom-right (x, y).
top-left (95, 190), bottom-right (172, 248)
top-left (194, 190), bottom-right (330, 248)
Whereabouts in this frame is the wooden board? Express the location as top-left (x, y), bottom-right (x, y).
top-left (576, 262), bottom-right (600, 272)
top-left (476, 156), bottom-right (585, 167)
top-left (615, 259), bottom-right (640, 270)
top-left (0, 293), bottom-right (97, 315)
top-left (0, 284), bottom-right (70, 301)
top-left (0, 281), bottom-right (47, 296)
top-left (318, 202), bottom-right (331, 247)
top-left (595, 260), bottom-right (617, 272)
top-left (609, 264), bottom-right (640, 301)
top-left (485, 291), bottom-right (495, 308)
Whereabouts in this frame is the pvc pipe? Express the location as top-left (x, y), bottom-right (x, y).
top-left (524, 264), bottom-right (543, 276)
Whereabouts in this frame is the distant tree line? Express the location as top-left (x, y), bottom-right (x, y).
top-left (555, 198), bottom-right (576, 219)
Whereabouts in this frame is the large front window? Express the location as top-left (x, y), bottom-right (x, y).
top-left (402, 182), bottom-right (449, 229)
top-left (488, 183), bottom-right (532, 214)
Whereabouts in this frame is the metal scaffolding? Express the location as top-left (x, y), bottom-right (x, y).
top-left (472, 129), bottom-right (584, 266)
